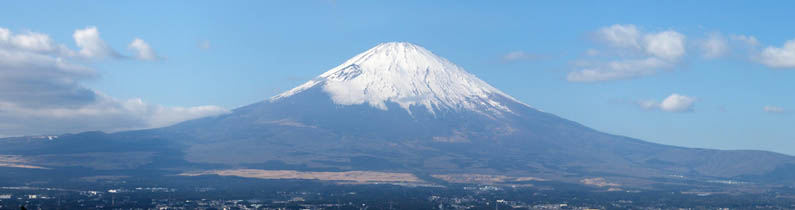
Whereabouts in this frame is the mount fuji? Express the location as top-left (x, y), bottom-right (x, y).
top-left (2, 42), bottom-right (794, 188)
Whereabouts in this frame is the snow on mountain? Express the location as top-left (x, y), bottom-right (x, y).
top-left (271, 42), bottom-right (526, 116)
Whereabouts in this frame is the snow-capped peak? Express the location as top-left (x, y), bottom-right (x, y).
top-left (271, 42), bottom-right (525, 116)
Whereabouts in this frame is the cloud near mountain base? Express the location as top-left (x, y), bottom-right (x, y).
top-left (636, 93), bottom-right (696, 113)
top-left (0, 26), bottom-right (227, 137)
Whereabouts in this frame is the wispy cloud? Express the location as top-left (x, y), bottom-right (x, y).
top-left (763, 105), bottom-right (785, 114)
top-left (585, 49), bottom-right (600, 56)
top-left (0, 26), bottom-right (225, 137)
top-left (567, 57), bottom-right (670, 82)
top-left (502, 50), bottom-right (539, 62)
top-left (594, 24), bottom-right (642, 49)
top-left (568, 24), bottom-right (686, 82)
top-left (697, 33), bottom-right (729, 59)
top-left (729, 35), bottom-right (760, 48)
top-left (198, 40), bottom-right (211, 50)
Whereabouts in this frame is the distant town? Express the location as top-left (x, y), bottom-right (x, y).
top-left (2, 180), bottom-right (794, 210)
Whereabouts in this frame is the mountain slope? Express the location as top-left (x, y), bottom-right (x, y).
top-left (160, 42), bottom-right (795, 183)
top-left (2, 42), bottom-right (794, 187)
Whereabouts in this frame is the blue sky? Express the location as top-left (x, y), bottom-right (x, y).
top-left (1, 1), bottom-right (794, 154)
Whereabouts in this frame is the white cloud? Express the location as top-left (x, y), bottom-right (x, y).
top-left (128, 38), bottom-right (160, 61)
top-left (73, 26), bottom-right (119, 59)
top-left (593, 25), bottom-right (687, 60)
top-left (643, 30), bottom-right (686, 61)
top-left (0, 96), bottom-right (228, 137)
top-left (0, 28), bottom-right (74, 56)
top-left (8, 31), bottom-right (58, 52)
top-left (763, 105), bottom-right (785, 113)
top-left (757, 39), bottom-right (795, 68)
top-left (502, 50), bottom-right (538, 62)
top-left (635, 93), bottom-right (695, 113)
top-left (570, 24), bottom-right (686, 82)
top-left (0, 27), bottom-right (226, 137)
top-left (0, 28), bottom-right (7, 40)
top-left (698, 33), bottom-right (729, 59)
top-left (660, 94), bottom-right (695, 112)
